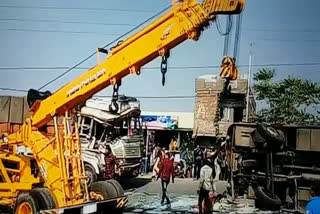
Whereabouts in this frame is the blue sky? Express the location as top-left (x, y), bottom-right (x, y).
top-left (0, 0), bottom-right (320, 112)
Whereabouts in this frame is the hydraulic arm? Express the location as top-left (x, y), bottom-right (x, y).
top-left (0, 0), bottom-right (244, 211)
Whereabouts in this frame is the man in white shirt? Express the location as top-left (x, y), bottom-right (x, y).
top-left (198, 158), bottom-right (214, 214)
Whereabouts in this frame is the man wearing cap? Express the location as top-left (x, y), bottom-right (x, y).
top-left (198, 158), bottom-right (214, 214)
top-left (158, 151), bottom-right (175, 206)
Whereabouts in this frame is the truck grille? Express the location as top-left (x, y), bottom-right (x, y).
top-left (112, 142), bottom-right (141, 159)
top-left (124, 146), bottom-right (141, 158)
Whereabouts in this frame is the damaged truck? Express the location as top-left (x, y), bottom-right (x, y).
top-left (193, 76), bottom-right (319, 212)
top-left (227, 123), bottom-right (320, 212)
top-left (77, 95), bottom-right (144, 185)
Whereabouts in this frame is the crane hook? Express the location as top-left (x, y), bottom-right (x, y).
top-left (161, 55), bottom-right (168, 86)
top-left (109, 83), bottom-right (120, 114)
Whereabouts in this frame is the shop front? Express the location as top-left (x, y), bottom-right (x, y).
top-left (139, 112), bottom-right (194, 177)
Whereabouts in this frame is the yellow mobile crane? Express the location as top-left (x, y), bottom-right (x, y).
top-left (0, 0), bottom-right (244, 213)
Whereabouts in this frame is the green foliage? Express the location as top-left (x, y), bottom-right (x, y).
top-left (253, 68), bottom-right (320, 125)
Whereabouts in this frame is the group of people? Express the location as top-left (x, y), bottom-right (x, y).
top-left (151, 143), bottom-right (222, 213)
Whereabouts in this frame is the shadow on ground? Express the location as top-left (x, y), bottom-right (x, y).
top-left (118, 177), bottom-right (152, 191)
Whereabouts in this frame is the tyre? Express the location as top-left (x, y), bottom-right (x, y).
top-left (89, 181), bottom-right (118, 199)
top-left (242, 159), bottom-right (258, 169)
top-left (256, 123), bottom-right (285, 148)
top-left (106, 180), bottom-right (124, 196)
top-left (255, 186), bottom-right (281, 211)
top-left (14, 192), bottom-right (38, 214)
top-left (85, 163), bottom-right (98, 186)
top-left (30, 188), bottom-right (56, 211)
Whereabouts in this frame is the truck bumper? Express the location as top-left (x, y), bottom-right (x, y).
top-left (40, 196), bottom-right (127, 214)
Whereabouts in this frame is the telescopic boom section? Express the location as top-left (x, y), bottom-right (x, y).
top-left (31, 0), bottom-right (244, 128)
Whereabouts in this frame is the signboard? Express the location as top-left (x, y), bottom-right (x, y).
top-left (141, 115), bottom-right (178, 130)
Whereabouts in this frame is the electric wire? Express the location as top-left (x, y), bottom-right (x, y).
top-left (1, 28), bottom-right (120, 36)
top-left (37, 5), bottom-right (171, 90)
top-left (0, 87), bottom-right (28, 92)
top-left (0, 18), bottom-right (134, 26)
top-left (0, 5), bottom-right (154, 13)
top-left (94, 95), bottom-right (195, 99)
top-left (2, 62), bottom-right (320, 71)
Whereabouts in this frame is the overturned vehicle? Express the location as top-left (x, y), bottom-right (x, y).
top-left (77, 95), bottom-right (144, 185)
top-left (225, 123), bottom-right (320, 212)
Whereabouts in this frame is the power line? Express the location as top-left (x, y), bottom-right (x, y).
top-left (2, 62), bottom-right (320, 71)
top-left (0, 28), bottom-right (120, 36)
top-left (244, 28), bottom-right (320, 33)
top-left (0, 87), bottom-right (195, 99)
top-left (254, 38), bottom-right (320, 43)
top-left (0, 5), bottom-right (154, 13)
top-left (37, 5), bottom-right (171, 90)
top-left (0, 87), bottom-right (28, 92)
top-left (0, 18), bottom-right (135, 27)
top-left (95, 95), bottom-right (195, 99)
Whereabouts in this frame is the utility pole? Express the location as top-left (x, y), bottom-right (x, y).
top-left (246, 43), bottom-right (254, 122)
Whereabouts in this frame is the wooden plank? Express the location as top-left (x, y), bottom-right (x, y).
top-left (311, 129), bottom-right (320, 151)
top-left (9, 97), bottom-right (24, 124)
top-left (0, 96), bottom-right (10, 123)
top-left (23, 96), bottom-right (30, 121)
top-left (296, 129), bottom-right (311, 150)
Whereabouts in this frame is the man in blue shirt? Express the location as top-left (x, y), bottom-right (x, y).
top-left (306, 182), bottom-right (320, 214)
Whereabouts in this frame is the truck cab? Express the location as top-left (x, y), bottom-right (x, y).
top-left (78, 95), bottom-right (144, 185)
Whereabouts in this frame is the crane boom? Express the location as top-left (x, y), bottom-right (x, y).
top-left (31, 0), bottom-right (244, 128)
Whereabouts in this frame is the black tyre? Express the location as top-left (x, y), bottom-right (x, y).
top-left (256, 124), bottom-right (285, 147)
top-left (255, 186), bottom-right (281, 211)
top-left (242, 159), bottom-right (258, 169)
top-left (30, 188), bottom-right (56, 211)
top-left (89, 181), bottom-right (118, 199)
top-left (106, 180), bottom-right (124, 196)
top-left (14, 192), bottom-right (38, 214)
top-left (85, 163), bottom-right (98, 186)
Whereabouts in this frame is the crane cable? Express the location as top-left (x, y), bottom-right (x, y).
top-left (38, 5), bottom-right (171, 91)
top-left (218, 13), bottom-right (242, 82)
top-left (233, 13), bottom-right (242, 63)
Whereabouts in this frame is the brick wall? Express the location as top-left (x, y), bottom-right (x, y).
top-left (193, 91), bottom-right (219, 137)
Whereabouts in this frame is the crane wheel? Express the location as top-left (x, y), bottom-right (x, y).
top-left (89, 181), bottom-right (117, 200)
top-left (14, 193), bottom-right (38, 214)
top-left (31, 188), bottom-right (56, 211)
top-left (105, 180), bottom-right (124, 196)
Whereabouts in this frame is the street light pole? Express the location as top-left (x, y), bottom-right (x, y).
top-left (246, 43), bottom-right (254, 122)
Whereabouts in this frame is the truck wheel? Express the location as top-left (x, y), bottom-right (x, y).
top-left (257, 124), bottom-right (285, 144)
top-left (14, 193), bottom-right (38, 214)
top-left (255, 186), bottom-right (281, 211)
top-left (242, 159), bottom-right (258, 169)
top-left (89, 181), bottom-right (117, 199)
top-left (85, 163), bottom-right (98, 186)
top-left (106, 180), bottom-right (124, 196)
top-left (31, 188), bottom-right (56, 211)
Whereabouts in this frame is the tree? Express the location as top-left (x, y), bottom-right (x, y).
top-left (253, 68), bottom-right (320, 125)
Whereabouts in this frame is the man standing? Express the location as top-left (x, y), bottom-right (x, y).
top-left (158, 151), bottom-right (175, 206)
top-left (104, 146), bottom-right (118, 180)
top-left (194, 144), bottom-right (204, 180)
top-left (198, 159), bottom-right (214, 214)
